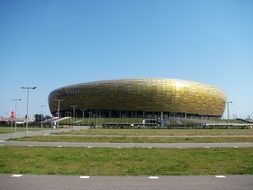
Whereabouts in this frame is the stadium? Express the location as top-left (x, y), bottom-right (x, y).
top-left (48, 78), bottom-right (230, 127)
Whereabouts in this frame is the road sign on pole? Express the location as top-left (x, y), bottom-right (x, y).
top-left (10, 111), bottom-right (14, 139)
top-left (11, 111), bottom-right (14, 119)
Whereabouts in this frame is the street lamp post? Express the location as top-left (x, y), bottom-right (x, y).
top-left (80, 109), bottom-right (86, 126)
top-left (88, 111), bottom-right (92, 126)
top-left (226, 101), bottom-right (233, 135)
top-left (56, 99), bottom-right (63, 130)
top-left (12, 98), bottom-right (21, 133)
top-left (70, 105), bottom-right (78, 126)
top-left (39, 105), bottom-right (46, 129)
top-left (21, 86), bottom-right (36, 136)
top-left (226, 101), bottom-right (233, 120)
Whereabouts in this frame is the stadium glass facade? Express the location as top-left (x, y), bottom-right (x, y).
top-left (48, 79), bottom-right (226, 119)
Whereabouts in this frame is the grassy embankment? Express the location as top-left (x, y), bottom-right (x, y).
top-left (59, 118), bottom-right (143, 126)
top-left (0, 147), bottom-right (252, 175)
top-left (12, 128), bottom-right (253, 143)
top-left (13, 135), bottom-right (253, 143)
top-left (61, 128), bottom-right (253, 136)
top-left (59, 117), bottom-right (248, 126)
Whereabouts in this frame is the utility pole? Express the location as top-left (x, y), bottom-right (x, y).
top-left (12, 98), bottom-right (21, 133)
top-left (21, 86), bottom-right (36, 136)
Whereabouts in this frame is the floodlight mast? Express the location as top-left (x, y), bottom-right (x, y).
top-left (21, 87), bottom-right (36, 136)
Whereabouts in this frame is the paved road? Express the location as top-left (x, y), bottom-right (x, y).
top-left (0, 174), bottom-right (252, 190)
top-left (0, 126), bottom-right (88, 141)
top-left (1, 141), bottom-right (253, 148)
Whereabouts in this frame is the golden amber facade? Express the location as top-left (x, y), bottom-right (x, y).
top-left (48, 79), bottom-right (226, 116)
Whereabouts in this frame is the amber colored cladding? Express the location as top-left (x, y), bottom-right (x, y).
top-left (48, 79), bottom-right (226, 116)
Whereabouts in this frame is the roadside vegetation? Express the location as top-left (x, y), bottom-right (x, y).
top-left (60, 128), bottom-right (253, 136)
top-left (12, 135), bottom-right (253, 143)
top-left (0, 147), bottom-right (252, 175)
top-left (10, 128), bottom-right (253, 143)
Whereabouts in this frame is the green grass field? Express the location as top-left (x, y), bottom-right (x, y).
top-left (12, 135), bottom-right (253, 143)
top-left (61, 128), bottom-right (253, 136)
top-left (0, 147), bottom-right (252, 175)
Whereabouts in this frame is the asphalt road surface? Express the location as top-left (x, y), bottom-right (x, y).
top-left (0, 174), bottom-right (252, 190)
top-left (1, 141), bottom-right (253, 148)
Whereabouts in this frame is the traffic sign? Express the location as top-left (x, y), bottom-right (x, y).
top-left (11, 111), bottom-right (14, 119)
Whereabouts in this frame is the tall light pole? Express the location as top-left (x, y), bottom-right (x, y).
top-left (226, 101), bottom-right (233, 120)
top-left (12, 98), bottom-right (21, 133)
top-left (80, 109), bottom-right (86, 126)
top-left (88, 111), bottom-right (92, 126)
top-left (70, 105), bottom-right (78, 126)
top-left (56, 99), bottom-right (63, 130)
top-left (21, 86), bottom-right (36, 136)
top-left (39, 105), bottom-right (46, 129)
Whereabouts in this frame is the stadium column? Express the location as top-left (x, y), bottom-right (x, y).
top-left (184, 113), bottom-right (186, 129)
top-left (161, 112), bottom-right (163, 127)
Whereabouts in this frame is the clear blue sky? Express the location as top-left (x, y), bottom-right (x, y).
top-left (0, 0), bottom-right (252, 118)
